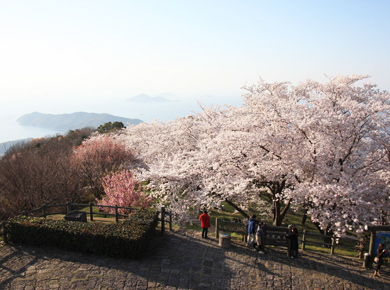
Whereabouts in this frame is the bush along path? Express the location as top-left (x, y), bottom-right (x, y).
top-left (0, 229), bottom-right (389, 290)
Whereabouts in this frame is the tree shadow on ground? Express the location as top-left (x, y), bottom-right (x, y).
top-left (2, 231), bottom-right (389, 290)
top-left (249, 244), bottom-right (390, 289)
top-left (0, 242), bottom-right (40, 289)
top-left (0, 230), bottom-right (236, 289)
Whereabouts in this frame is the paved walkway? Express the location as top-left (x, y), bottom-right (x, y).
top-left (0, 229), bottom-right (389, 290)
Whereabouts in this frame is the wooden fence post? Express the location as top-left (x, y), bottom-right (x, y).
top-left (215, 218), bottom-right (219, 238)
top-left (331, 235), bottom-right (336, 255)
top-left (287, 225), bottom-right (292, 257)
top-left (161, 206), bottom-right (165, 237)
top-left (115, 205), bottom-right (119, 223)
top-left (368, 230), bottom-right (376, 268)
top-left (169, 212), bottom-right (172, 231)
top-left (357, 237), bottom-right (364, 259)
top-left (302, 230), bottom-right (307, 251)
top-left (89, 202), bottom-right (94, 222)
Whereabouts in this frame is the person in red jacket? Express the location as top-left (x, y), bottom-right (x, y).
top-left (199, 210), bottom-right (210, 238)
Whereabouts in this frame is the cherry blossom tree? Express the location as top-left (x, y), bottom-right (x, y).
top-left (284, 75), bottom-right (390, 235)
top-left (118, 109), bottom-right (273, 224)
top-left (71, 134), bottom-right (136, 198)
top-left (231, 75), bottom-right (390, 233)
top-left (97, 169), bottom-right (153, 214)
top-left (117, 75), bottom-right (390, 234)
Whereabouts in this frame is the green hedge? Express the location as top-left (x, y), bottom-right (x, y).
top-left (4, 208), bottom-right (158, 259)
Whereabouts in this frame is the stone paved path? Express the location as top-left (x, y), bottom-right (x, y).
top-left (0, 229), bottom-right (389, 289)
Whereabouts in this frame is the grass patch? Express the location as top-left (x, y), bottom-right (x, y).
top-left (186, 223), bottom-right (202, 231)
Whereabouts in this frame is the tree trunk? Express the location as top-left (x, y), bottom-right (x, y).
top-left (313, 221), bottom-right (333, 247)
top-left (301, 208), bottom-right (308, 226)
top-left (224, 199), bottom-right (249, 219)
top-left (280, 198), bottom-right (291, 223)
top-left (271, 181), bottom-right (289, 226)
top-left (255, 179), bottom-right (290, 226)
top-left (273, 200), bottom-right (281, 226)
top-left (301, 213), bottom-right (307, 226)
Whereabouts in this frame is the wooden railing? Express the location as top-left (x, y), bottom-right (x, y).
top-left (159, 205), bottom-right (172, 237)
top-left (215, 218), bottom-right (290, 246)
top-left (301, 230), bottom-right (365, 256)
top-left (301, 230), bottom-right (335, 254)
top-left (215, 218), bottom-right (247, 240)
top-left (20, 202), bottom-right (138, 223)
top-left (18, 202), bottom-right (172, 236)
top-left (215, 219), bottom-right (366, 258)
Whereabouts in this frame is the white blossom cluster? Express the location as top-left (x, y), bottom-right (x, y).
top-left (116, 75), bottom-right (390, 234)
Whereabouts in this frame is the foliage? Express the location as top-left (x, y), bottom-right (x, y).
top-left (4, 208), bottom-right (158, 259)
top-left (96, 121), bottom-right (125, 134)
top-left (97, 170), bottom-right (153, 214)
top-left (0, 128), bottom-right (94, 221)
top-left (71, 135), bottom-right (136, 198)
top-left (116, 75), bottom-right (390, 235)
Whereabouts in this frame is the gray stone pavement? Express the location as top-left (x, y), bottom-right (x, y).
top-left (0, 229), bottom-right (389, 290)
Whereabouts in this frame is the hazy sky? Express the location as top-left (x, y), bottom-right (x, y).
top-left (0, 0), bottom-right (389, 107)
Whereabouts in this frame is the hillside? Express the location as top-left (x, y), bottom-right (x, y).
top-left (0, 138), bottom-right (33, 157)
top-left (17, 112), bottom-right (143, 132)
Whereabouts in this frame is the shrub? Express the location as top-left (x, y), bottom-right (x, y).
top-left (4, 208), bottom-right (158, 259)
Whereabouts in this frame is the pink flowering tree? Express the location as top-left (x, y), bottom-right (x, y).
top-left (71, 134), bottom-right (137, 198)
top-left (97, 169), bottom-right (153, 214)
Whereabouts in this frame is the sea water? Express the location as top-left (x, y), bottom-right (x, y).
top-left (0, 96), bottom-right (242, 144)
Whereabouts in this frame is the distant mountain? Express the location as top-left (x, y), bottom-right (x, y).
top-left (17, 112), bottom-right (143, 132)
top-left (127, 93), bottom-right (177, 103)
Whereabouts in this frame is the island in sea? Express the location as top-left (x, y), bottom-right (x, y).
top-left (17, 112), bottom-right (143, 132)
top-left (0, 112), bottom-right (142, 157)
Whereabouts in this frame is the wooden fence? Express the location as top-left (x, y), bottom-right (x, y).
top-left (301, 230), bottom-right (366, 257)
top-left (18, 202), bottom-right (172, 236)
top-left (215, 218), bottom-right (365, 258)
top-left (215, 218), bottom-right (289, 246)
top-left (159, 205), bottom-right (172, 237)
top-left (215, 218), bottom-right (247, 240)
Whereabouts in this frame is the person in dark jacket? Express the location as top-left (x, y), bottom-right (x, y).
top-left (374, 243), bottom-right (387, 277)
top-left (199, 210), bottom-right (210, 238)
top-left (247, 215), bottom-right (256, 247)
top-left (286, 227), bottom-right (299, 258)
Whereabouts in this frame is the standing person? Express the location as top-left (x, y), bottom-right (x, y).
top-left (256, 222), bottom-right (265, 254)
top-left (286, 227), bottom-right (299, 259)
top-left (374, 243), bottom-right (387, 277)
top-left (199, 210), bottom-right (210, 239)
top-left (247, 215), bottom-right (257, 247)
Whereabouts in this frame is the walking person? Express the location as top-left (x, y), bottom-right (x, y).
top-left (247, 215), bottom-right (256, 247)
top-left (374, 243), bottom-right (387, 277)
top-left (286, 227), bottom-right (299, 259)
top-left (256, 222), bottom-right (265, 254)
top-left (199, 210), bottom-right (210, 238)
